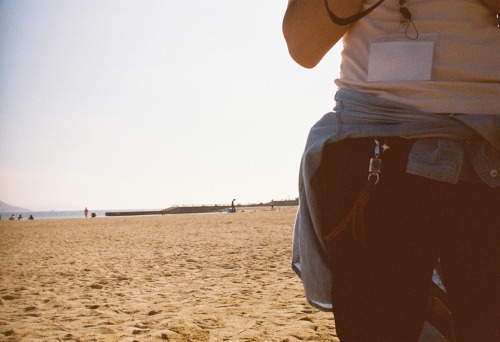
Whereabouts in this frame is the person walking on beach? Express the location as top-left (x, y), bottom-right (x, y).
top-left (231, 199), bottom-right (236, 213)
top-left (84, 207), bottom-right (89, 218)
top-left (284, 1), bottom-right (499, 341)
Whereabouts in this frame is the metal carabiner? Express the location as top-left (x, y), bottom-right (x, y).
top-left (368, 172), bottom-right (380, 184)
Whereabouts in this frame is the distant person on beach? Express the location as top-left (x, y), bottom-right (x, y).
top-left (84, 207), bottom-right (89, 218)
top-left (231, 199), bottom-right (236, 213)
top-left (17, 214), bottom-right (23, 220)
top-left (9, 214), bottom-right (15, 220)
top-left (28, 215), bottom-right (34, 220)
top-left (284, 1), bottom-right (499, 341)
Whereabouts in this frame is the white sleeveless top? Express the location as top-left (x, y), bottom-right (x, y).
top-left (335, 0), bottom-right (500, 114)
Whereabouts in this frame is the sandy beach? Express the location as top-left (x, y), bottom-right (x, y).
top-left (0, 207), bottom-right (338, 341)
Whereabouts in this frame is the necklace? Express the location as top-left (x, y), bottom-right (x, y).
top-left (399, 0), bottom-right (419, 39)
top-left (325, 0), bottom-right (420, 39)
top-left (324, 0), bottom-right (387, 26)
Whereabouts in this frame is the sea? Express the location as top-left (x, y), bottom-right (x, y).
top-left (0, 209), bottom-right (144, 220)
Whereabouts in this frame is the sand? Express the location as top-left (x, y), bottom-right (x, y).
top-left (0, 207), bottom-right (338, 341)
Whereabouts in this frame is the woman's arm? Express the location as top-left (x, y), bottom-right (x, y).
top-left (282, 0), bottom-right (364, 68)
top-left (480, 0), bottom-right (500, 14)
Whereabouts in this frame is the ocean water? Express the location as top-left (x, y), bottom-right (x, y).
top-left (0, 209), bottom-right (109, 220)
top-left (0, 208), bottom-right (228, 220)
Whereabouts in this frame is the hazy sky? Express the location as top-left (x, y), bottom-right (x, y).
top-left (0, 0), bottom-right (343, 211)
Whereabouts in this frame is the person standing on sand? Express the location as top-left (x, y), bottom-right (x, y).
top-left (231, 199), bottom-right (236, 213)
top-left (84, 207), bottom-right (89, 218)
top-left (283, 1), bottom-right (499, 341)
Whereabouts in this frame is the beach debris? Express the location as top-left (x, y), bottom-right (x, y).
top-left (90, 284), bottom-right (103, 289)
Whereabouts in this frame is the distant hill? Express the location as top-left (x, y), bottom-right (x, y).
top-left (0, 200), bottom-right (30, 212)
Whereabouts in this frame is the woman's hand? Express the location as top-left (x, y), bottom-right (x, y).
top-left (282, 0), bottom-right (364, 68)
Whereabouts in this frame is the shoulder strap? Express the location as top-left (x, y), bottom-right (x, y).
top-left (324, 0), bottom-right (387, 26)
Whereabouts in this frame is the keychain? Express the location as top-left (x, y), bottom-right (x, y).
top-left (323, 138), bottom-right (390, 246)
top-left (368, 139), bottom-right (388, 184)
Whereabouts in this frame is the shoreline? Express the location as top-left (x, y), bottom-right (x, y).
top-left (0, 204), bottom-right (298, 221)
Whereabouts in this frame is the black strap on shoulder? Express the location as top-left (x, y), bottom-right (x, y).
top-left (324, 0), bottom-right (387, 26)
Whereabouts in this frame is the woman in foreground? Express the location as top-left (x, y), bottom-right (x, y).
top-left (283, 0), bottom-right (499, 341)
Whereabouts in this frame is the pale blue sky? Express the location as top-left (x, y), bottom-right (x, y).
top-left (0, 0), bottom-right (342, 211)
